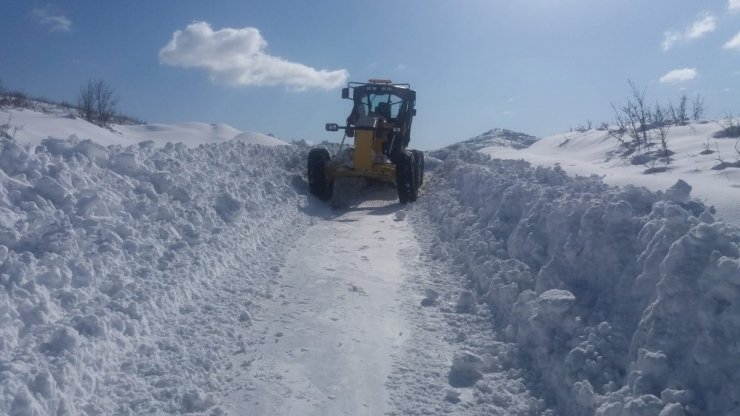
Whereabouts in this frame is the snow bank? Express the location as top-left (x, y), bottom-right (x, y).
top-left (0, 136), bottom-right (313, 414)
top-left (416, 149), bottom-right (740, 415)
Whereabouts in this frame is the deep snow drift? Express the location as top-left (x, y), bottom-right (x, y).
top-left (414, 149), bottom-right (740, 415)
top-left (0, 135), bottom-right (313, 414)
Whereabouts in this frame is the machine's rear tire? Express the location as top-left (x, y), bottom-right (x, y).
top-left (411, 150), bottom-right (425, 188)
top-left (308, 148), bottom-right (333, 201)
top-left (395, 151), bottom-right (417, 204)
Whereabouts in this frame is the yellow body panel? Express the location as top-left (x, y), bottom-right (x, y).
top-left (327, 118), bottom-right (396, 183)
top-left (354, 130), bottom-right (374, 170)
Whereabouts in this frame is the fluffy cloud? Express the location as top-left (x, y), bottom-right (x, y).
top-left (662, 31), bottom-right (681, 51)
top-left (659, 68), bottom-right (699, 83)
top-left (724, 31), bottom-right (740, 51)
top-left (730, 0), bottom-right (740, 11)
top-left (30, 6), bottom-right (72, 33)
top-left (661, 13), bottom-right (715, 50)
top-left (159, 22), bottom-right (349, 90)
top-left (686, 14), bottom-right (716, 39)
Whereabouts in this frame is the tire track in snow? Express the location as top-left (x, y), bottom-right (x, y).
top-left (222, 199), bottom-right (413, 415)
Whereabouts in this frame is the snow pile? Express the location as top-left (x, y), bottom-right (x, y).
top-left (0, 136), bottom-right (313, 414)
top-left (417, 149), bottom-right (740, 415)
top-left (429, 128), bottom-right (538, 161)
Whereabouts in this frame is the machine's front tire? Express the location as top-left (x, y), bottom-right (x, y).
top-left (308, 148), bottom-right (333, 201)
top-left (395, 151), bottom-right (417, 204)
top-left (411, 150), bottom-right (425, 188)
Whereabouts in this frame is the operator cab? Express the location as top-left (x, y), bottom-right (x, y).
top-left (345, 79), bottom-right (416, 124)
top-left (342, 79), bottom-right (417, 160)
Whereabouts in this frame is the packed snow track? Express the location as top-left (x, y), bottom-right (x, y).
top-left (222, 200), bottom-right (412, 415)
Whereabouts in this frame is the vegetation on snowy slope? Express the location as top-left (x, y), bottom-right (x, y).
top-left (0, 78), bottom-right (143, 127)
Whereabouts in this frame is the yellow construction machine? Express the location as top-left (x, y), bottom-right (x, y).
top-left (308, 79), bottom-right (424, 204)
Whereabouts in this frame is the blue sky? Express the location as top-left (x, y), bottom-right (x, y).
top-left (1, 0), bottom-right (739, 149)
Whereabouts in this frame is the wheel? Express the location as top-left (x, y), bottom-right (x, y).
top-left (411, 150), bottom-right (424, 188)
top-left (308, 148), bottom-right (333, 201)
top-left (395, 151), bottom-right (417, 204)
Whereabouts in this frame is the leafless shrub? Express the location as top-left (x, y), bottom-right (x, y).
top-left (714, 111), bottom-right (740, 139)
top-left (77, 79), bottom-right (119, 126)
top-left (692, 93), bottom-right (705, 121)
top-left (667, 92), bottom-right (689, 126)
top-left (652, 102), bottom-right (671, 160)
top-left (0, 114), bottom-right (24, 141)
top-left (0, 90), bottom-right (30, 108)
top-left (609, 80), bottom-right (654, 151)
top-left (607, 80), bottom-right (679, 172)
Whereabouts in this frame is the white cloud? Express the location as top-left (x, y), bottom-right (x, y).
top-left (661, 13), bottom-right (716, 51)
top-left (662, 31), bottom-right (681, 51)
top-left (159, 22), bottom-right (349, 90)
top-left (686, 14), bottom-right (716, 39)
top-left (30, 6), bottom-right (72, 33)
top-left (659, 68), bottom-right (699, 83)
top-left (729, 0), bottom-right (740, 11)
top-left (724, 31), bottom-right (740, 51)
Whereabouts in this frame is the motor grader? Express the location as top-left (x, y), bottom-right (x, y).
top-left (308, 79), bottom-right (424, 204)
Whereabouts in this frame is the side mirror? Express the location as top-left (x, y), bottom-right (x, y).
top-left (326, 123), bottom-right (339, 132)
top-left (341, 88), bottom-right (349, 99)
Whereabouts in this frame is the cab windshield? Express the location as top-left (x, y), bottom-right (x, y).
top-left (356, 92), bottom-right (404, 120)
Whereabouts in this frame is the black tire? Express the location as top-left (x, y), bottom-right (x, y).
top-left (308, 148), bottom-right (333, 201)
top-left (411, 150), bottom-right (424, 188)
top-left (395, 151), bottom-right (417, 204)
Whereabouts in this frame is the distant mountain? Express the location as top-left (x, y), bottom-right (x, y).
top-left (428, 128), bottom-right (538, 160)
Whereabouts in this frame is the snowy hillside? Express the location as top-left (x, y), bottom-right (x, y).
top-left (1, 105), bottom-right (739, 416)
top-left (2, 106), bottom-right (286, 147)
top-left (482, 122), bottom-right (740, 226)
top-left (428, 128), bottom-right (539, 160)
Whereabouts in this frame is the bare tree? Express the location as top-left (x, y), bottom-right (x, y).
top-left (715, 111), bottom-right (740, 138)
top-left (76, 79), bottom-right (119, 125)
top-left (608, 80), bottom-right (654, 151)
top-left (692, 93), bottom-right (705, 121)
top-left (628, 80), bottom-right (651, 147)
top-left (675, 91), bottom-right (688, 125)
top-left (77, 81), bottom-right (96, 122)
top-left (653, 102), bottom-right (671, 160)
top-left (93, 80), bottom-right (119, 124)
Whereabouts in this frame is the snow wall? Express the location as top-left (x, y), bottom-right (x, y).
top-left (0, 137), bottom-right (314, 415)
top-left (418, 149), bottom-right (740, 416)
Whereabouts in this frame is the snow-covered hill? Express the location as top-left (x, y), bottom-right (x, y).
top-left (482, 122), bottom-right (740, 226)
top-left (428, 128), bottom-right (538, 160)
top-left (1, 104), bottom-right (739, 416)
top-left (2, 106), bottom-right (286, 147)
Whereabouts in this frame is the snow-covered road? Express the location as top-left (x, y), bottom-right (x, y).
top-left (223, 201), bottom-right (413, 415)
